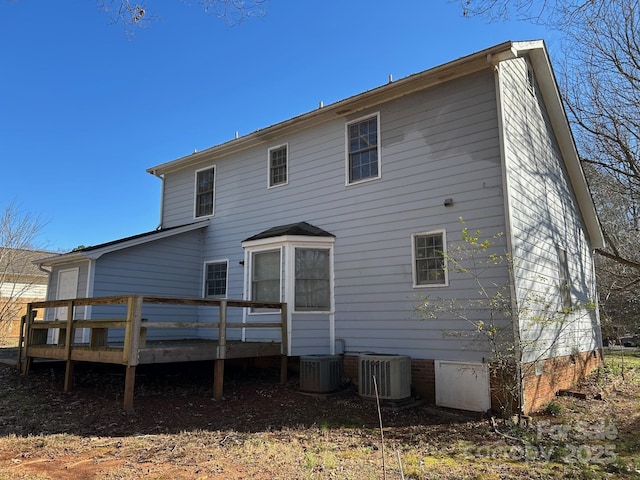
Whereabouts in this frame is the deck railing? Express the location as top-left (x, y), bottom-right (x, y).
top-left (19, 295), bottom-right (288, 411)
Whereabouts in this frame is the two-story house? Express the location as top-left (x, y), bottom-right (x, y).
top-left (35, 40), bottom-right (604, 414)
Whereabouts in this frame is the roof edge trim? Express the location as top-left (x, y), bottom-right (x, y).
top-left (148, 41), bottom-right (520, 176)
top-left (37, 220), bottom-right (210, 267)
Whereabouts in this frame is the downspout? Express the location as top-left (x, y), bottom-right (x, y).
top-left (37, 264), bottom-right (52, 275)
top-left (149, 169), bottom-right (165, 229)
top-left (490, 53), bottom-right (525, 415)
top-left (84, 259), bottom-right (96, 342)
top-left (37, 264), bottom-right (52, 303)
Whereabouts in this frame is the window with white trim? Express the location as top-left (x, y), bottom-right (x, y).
top-left (243, 233), bottom-right (334, 314)
top-left (346, 114), bottom-right (380, 184)
top-left (195, 166), bottom-right (215, 218)
top-left (268, 144), bottom-right (288, 187)
top-left (204, 260), bottom-right (228, 298)
top-left (251, 249), bottom-right (281, 303)
top-left (412, 231), bottom-right (447, 286)
top-left (295, 248), bottom-right (330, 311)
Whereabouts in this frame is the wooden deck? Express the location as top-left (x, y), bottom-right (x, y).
top-left (19, 295), bottom-right (288, 411)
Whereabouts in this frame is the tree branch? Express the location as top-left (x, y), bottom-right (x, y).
top-left (595, 249), bottom-right (640, 272)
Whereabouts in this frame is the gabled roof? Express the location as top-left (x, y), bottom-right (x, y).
top-left (0, 248), bottom-right (56, 278)
top-left (147, 40), bottom-right (521, 177)
top-left (505, 42), bottom-right (604, 249)
top-left (243, 222), bottom-right (335, 242)
top-left (35, 220), bottom-right (210, 267)
top-left (147, 40), bottom-right (603, 249)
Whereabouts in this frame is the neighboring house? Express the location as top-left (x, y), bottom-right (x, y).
top-left (35, 40), bottom-right (604, 414)
top-left (0, 249), bottom-right (52, 344)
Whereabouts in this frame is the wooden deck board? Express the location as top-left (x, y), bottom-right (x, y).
top-left (22, 295), bottom-right (288, 411)
top-left (27, 339), bottom-right (282, 365)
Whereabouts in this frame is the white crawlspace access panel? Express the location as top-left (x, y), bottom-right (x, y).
top-left (435, 360), bottom-right (491, 412)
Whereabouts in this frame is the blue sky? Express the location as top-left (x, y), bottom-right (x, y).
top-left (0, 1), bottom-right (552, 252)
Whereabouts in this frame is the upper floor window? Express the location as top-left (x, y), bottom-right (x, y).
top-left (204, 260), bottom-right (228, 298)
top-left (268, 144), bottom-right (288, 188)
top-left (412, 230), bottom-right (447, 287)
top-left (195, 166), bottom-right (215, 218)
top-left (346, 114), bottom-right (381, 185)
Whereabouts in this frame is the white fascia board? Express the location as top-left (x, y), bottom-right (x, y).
top-left (147, 41), bottom-right (520, 177)
top-left (34, 251), bottom-right (87, 267)
top-left (517, 43), bottom-right (604, 249)
top-left (84, 220), bottom-right (210, 259)
top-left (37, 220), bottom-right (210, 267)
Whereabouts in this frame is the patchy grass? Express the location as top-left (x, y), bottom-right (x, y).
top-left (0, 354), bottom-right (638, 479)
top-left (605, 348), bottom-right (640, 373)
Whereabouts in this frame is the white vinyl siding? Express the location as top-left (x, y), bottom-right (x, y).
top-left (498, 57), bottom-right (599, 361)
top-left (194, 166), bottom-right (215, 218)
top-left (268, 144), bottom-right (288, 188)
top-left (557, 247), bottom-right (571, 310)
top-left (161, 69), bottom-right (508, 360)
top-left (346, 113), bottom-right (381, 185)
top-left (0, 281), bottom-right (47, 299)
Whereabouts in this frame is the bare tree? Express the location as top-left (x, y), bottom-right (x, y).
top-left (549, 0), bottom-right (640, 338)
top-left (456, 0), bottom-right (640, 335)
top-left (0, 204), bottom-right (47, 344)
top-left (586, 164), bottom-right (640, 340)
top-left (458, 0), bottom-right (602, 23)
top-left (96, 0), bottom-right (267, 34)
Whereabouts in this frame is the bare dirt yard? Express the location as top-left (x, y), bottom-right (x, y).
top-left (0, 351), bottom-right (638, 479)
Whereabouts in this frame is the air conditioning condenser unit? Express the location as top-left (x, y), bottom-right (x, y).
top-left (358, 354), bottom-right (411, 401)
top-left (300, 355), bottom-right (342, 393)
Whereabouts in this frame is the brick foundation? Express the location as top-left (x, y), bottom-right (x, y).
top-left (342, 350), bottom-right (603, 415)
top-left (410, 358), bottom-right (435, 403)
top-left (522, 349), bottom-right (603, 414)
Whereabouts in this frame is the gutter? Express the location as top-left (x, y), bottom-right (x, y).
top-left (37, 264), bottom-right (52, 275)
top-left (147, 41), bottom-right (518, 176)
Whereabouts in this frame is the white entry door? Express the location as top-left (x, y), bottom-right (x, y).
top-left (47, 268), bottom-right (79, 344)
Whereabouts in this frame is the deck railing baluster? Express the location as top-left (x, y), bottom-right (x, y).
top-left (20, 295), bottom-right (288, 411)
top-left (63, 300), bottom-right (75, 391)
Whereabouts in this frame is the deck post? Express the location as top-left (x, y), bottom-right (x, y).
top-left (64, 360), bottom-right (75, 392)
top-left (214, 300), bottom-right (227, 400)
top-left (21, 304), bottom-right (35, 375)
top-left (123, 365), bottom-right (136, 412)
top-left (123, 295), bottom-right (143, 365)
top-left (122, 296), bottom-right (143, 411)
top-left (63, 300), bottom-right (75, 392)
top-left (17, 304), bottom-right (33, 372)
top-left (213, 359), bottom-right (225, 400)
top-left (280, 303), bottom-right (288, 384)
top-left (280, 355), bottom-right (288, 385)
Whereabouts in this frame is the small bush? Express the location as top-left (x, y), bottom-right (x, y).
top-left (544, 401), bottom-right (563, 416)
